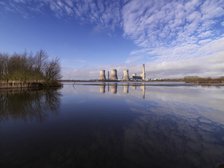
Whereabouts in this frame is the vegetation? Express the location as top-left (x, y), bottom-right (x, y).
top-left (0, 50), bottom-right (62, 88)
top-left (184, 76), bottom-right (224, 84)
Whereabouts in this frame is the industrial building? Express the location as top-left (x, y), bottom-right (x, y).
top-left (99, 70), bottom-right (106, 80)
top-left (132, 75), bottom-right (143, 80)
top-left (122, 69), bottom-right (129, 81)
top-left (109, 69), bottom-right (118, 80)
top-left (141, 64), bottom-right (146, 80)
top-left (98, 64), bottom-right (146, 81)
top-left (131, 64), bottom-right (146, 81)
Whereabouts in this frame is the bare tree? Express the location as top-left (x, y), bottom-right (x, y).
top-left (34, 50), bottom-right (48, 80)
top-left (0, 50), bottom-right (61, 83)
top-left (0, 54), bottom-right (8, 80)
top-left (45, 57), bottom-right (62, 82)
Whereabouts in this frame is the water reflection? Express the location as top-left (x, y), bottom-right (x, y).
top-left (110, 83), bottom-right (117, 94)
top-left (0, 89), bottom-right (61, 121)
top-left (131, 85), bottom-right (137, 90)
top-left (99, 84), bottom-right (106, 93)
top-left (123, 110), bottom-right (224, 168)
top-left (1, 84), bottom-right (224, 168)
top-left (98, 83), bottom-right (145, 98)
top-left (123, 84), bottom-right (129, 94)
top-left (140, 85), bottom-right (145, 99)
top-left (124, 95), bottom-right (224, 168)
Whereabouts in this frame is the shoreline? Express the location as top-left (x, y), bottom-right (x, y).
top-left (1, 80), bottom-right (223, 90)
top-left (0, 81), bottom-right (62, 90)
top-left (61, 80), bottom-right (224, 87)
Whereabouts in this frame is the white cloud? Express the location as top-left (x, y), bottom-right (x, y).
top-left (120, 0), bottom-right (224, 79)
top-left (145, 52), bottom-right (224, 78)
top-left (1, 0), bottom-right (224, 78)
top-left (124, 36), bottom-right (223, 78)
top-left (200, 0), bottom-right (224, 20)
top-left (221, 21), bottom-right (224, 27)
top-left (122, 0), bottom-right (224, 49)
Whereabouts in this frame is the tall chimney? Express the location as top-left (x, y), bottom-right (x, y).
top-left (141, 64), bottom-right (146, 80)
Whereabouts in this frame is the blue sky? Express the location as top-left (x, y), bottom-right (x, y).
top-left (0, 0), bottom-right (224, 79)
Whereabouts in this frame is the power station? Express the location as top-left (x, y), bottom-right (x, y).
top-left (122, 69), bottom-right (129, 81)
top-left (99, 64), bottom-right (146, 81)
top-left (132, 64), bottom-right (146, 80)
top-left (99, 70), bottom-right (106, 80)
top-left (141, 64), bottom-right (146, 80)
top-left (109, 69), bottom-right (118, 80)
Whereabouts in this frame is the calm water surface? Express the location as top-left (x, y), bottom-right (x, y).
top-left (0, 83), bottom-right (224, 168)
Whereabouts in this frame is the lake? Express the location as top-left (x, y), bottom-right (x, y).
top-left (0, 82), bottom-right (224, 168)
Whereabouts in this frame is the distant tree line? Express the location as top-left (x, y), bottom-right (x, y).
top-left (0, 50), bottom-right (61, 83)
top-left (184, 76), bottom-right (224, 84)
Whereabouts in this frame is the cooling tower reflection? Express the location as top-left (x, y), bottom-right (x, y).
top-left (98, 83), bottom-right (146, 99)
top-left (110, 83), bottom-right (117, 94)
top-left (123, 84), bottom-right (129, 94)
top-left (99, 84), bottom-right (106, 93)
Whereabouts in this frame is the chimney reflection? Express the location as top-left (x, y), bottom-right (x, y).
top-left (140, 84), bottom-right (146, 99)
top-left (99, 84), bottom-right (106, 93)
top-left (110, 83), bottom-right (117, 94)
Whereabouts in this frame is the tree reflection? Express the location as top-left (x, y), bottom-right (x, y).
top-left (0, 89), bottom-right (61, 122)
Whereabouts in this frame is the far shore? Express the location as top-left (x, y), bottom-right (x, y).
top-left (1, 77), bottom-right (223, 90)
top-left (59, 78), bottom-right (224, 87)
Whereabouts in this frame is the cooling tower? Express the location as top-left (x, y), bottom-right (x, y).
top-left (141, 64), bottom-right (146, 80)
top-left (109, 69), bottom-right (118, 80)
top-left (123, 69), bottom-right (129, 81)
top-left (99, 70), bottom-right (106, 80)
